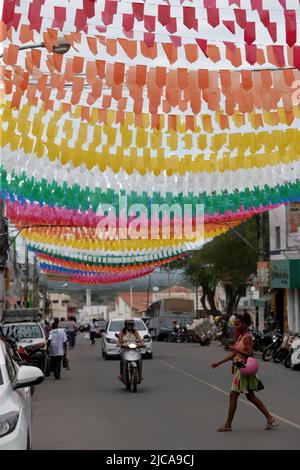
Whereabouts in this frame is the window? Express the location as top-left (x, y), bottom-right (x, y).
top-left (62, 300), bottom-right (69, 306)
top-left (2, 324), bottom-right (44, 340)
top-left (52, 300), bottom-right (59, 304)
top-left (108, 320), bottom-right (145, 332)
top-left (275, 226), bottom-right (281, 250)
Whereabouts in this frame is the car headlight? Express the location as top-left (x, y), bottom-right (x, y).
top-left (105, 338), bottom-right (117, 344)
top-left (0, 411), bottom-right (19, 438)
top-left (143, 337), bottom-right (152, 343)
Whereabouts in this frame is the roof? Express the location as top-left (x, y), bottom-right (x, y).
top-left (160, 286), bottom-right (191, 294)
top-left (118, 292), bottom-right (153, 312)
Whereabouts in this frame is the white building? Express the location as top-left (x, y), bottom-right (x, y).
top-left (78, 305), bottom-right (108, 321)
top-left (269, 204), bottom-right (300, 333)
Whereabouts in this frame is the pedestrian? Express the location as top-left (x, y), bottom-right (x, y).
top-left (211, 311), bottom-right (279, 432)
top-left (47, 318), bottom-right (68, 380)
top-left (44, 320), bottom-right (51, 339)
top-left (66, 316), bottom-right (78, 349)
top-left (89, 318), bottom-right (97, 345)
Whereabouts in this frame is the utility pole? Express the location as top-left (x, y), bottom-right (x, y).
top-left (23, 244), bottom-right (29, 308)
top-left (146, 275), bottom-right (151, 310)
top-left (32, 255), bottom-right (39, 308)
top-left (0, 198), bottom-right (8, 321)
top-left (167, 263), bottom-right (171, 296)
top-left (257, 213), bottom-right (265, 331)
top-left (130, 285), bottom-right (133, 314)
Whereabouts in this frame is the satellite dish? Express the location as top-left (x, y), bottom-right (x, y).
top-left (153, 287), bottom-right (159, 292)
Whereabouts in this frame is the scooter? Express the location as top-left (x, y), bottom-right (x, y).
top-left (116, 334), bottom-right (147, 393)
top-left (284, 335), bottom-right (300, 370)
top-left (17, 342), bottom-right (50, 376)
top-left (291, 337), bottom-right (300, 370)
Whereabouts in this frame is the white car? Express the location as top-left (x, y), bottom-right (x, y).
top-left (102, 318), bottom-right (153, 359)
top-left (0, 338), bottom-right (44, 450)
top-left (2, 322), bottom-right (46, 348)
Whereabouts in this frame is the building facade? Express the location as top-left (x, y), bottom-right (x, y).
top-left (48, 293), bottom-right (81, 320)
top-left (269, 204), bottom-right (300, 333)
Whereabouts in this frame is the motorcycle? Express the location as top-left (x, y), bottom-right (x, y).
top-left (17, 342), bottom-right (50, 376)
top-left (273, 331), bottom-right (296, 364)
top-left (2, 334), bottom-right (40, 395)
top-left (252, 329), bottom-right (273, 353)
top-left (284, 335), bottom-right (300, 370)
top-left (262, 332), bottom-right (283, 362)
top-left (116, 334), bottom-right (146, 393)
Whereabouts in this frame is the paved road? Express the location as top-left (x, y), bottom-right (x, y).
top-left (32, 337), bottom-right (300, 450)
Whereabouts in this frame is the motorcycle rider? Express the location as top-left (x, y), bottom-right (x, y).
top-left (117, 319), bottom-right (144, 381)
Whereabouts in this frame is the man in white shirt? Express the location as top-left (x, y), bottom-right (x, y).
top-left (47, 318), bottom-right (68, 380)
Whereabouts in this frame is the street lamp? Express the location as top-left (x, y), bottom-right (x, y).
top-left (0, 37), bottom-right (71, 59)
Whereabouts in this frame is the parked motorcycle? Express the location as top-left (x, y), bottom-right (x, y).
top-left (252, 329), bottom-right (273, 353)
top-left (2, 334), bottom-right (39, 395)
top-left (273, 331), bottom-right (296, 364)
top-left (262, 332), bottom-right (283, 362)
top-left (17, 342), bottom-right (50, 376)
top-left (284, 335), bottom-right (300, 370)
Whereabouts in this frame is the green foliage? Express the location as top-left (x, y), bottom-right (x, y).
top-left (182, 215), bottom-right (269, 314)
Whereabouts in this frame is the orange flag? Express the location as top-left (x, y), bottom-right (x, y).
top-left (3, 44), bottom-right (19, 66)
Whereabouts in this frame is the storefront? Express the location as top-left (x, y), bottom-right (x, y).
top-left (270, 260), bottom-right (300, 333)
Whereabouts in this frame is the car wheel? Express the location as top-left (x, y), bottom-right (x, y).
top-left (102, 349), bottom-right (106, 358)
top-left (147, 353), bottom-right (153, 359)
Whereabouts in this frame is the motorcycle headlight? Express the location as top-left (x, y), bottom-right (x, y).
top-left (0, 411), bottom-right (19, 438)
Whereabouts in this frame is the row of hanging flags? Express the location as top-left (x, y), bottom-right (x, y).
top-left (1, 0), bottom-right (300, 284)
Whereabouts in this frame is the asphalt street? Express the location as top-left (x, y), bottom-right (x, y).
top-left (32, 336), bottom-right (300, 450)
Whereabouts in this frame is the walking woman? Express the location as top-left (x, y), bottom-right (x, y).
top-left (212, 312), bottom-right (279, 432)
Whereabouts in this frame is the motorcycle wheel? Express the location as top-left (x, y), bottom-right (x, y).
top-left (284, 355), bottom-right (291, 369)
top-left (131, 368), bottom-right (138, 393)
top-left (262, 346), bottom-right (274, 362)
top-left (273, 349), bottom-right (289, 363)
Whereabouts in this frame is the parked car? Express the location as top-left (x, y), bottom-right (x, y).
top-left (79, 320), bottom-right (107, 338)
top-left (101, 318), bottom-right (153, 359)
top-left (95, 320), bottom-right (107, 338)
top-left (2, 322), bottom-right (46, 349)
top-left (0, 338), bottom-right (44, 450)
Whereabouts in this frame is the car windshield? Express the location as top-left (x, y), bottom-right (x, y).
top-left (2, 324), bottom-right (43, 340)
top-left (108, 320), bottom-right (145, 332)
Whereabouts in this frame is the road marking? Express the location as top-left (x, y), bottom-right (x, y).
top-left (156, 358), bottom-right (300, 431)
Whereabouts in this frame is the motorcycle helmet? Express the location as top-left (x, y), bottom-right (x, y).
top-left (240, 357), bottom-right (259, 376)
top-left (124, 318), bottom-right (135, 327)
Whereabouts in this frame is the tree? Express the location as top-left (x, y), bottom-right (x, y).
top-left (182, 215), bottom-right (269, 315)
